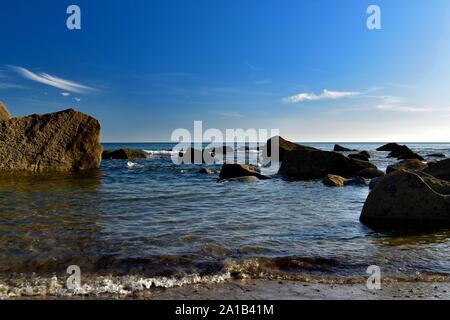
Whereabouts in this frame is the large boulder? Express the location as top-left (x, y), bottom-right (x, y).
top-left (360, 171), bottom-right (450, 229)
top-left (423, 158), bottom-right (450, 181)
top-left (262, 136), bottom-right (314, 163)
top-left (0, 108), bottom-right (102, 171)
top-left (348, 153), bottom-right (369, 162)
top-left (102, 148), bottom-right (147, 160)
top-left (0, 101), bottom-right (11, 121)
top-left (386, 159), bottom-right (428, 174)
top-left (219, 163), bottom-right (270, 180)
top-left (387, 145), bottom-right (424, 161)
top-left (279, 148), bottom-right (378, 180)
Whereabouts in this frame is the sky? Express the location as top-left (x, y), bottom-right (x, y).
top-left (1, 0), bottom-right (450, 142)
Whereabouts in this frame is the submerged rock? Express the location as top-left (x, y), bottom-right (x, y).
top-left (423, 158), bottom-right (450, 181)
top-left (102, 148), bottom-right (147, 160)
top-left (333, 144), bottom-right (356, 152)
top-left (219, 163), bottom-right (270, 180)
top-left (386, 159), bottom-right (428, 174)
top-left (427, 153), bottom-right (446, 158)
top-left (279, 148), bottom-right (378, 180)
top-left (0, 108), bottom-right (102, 171)
top-left (360, 171), bottom-right (450, 229)
top-left (0, 101), bottom-right (11, 121)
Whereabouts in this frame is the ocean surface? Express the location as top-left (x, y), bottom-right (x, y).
top-left (1, 142), bottom-right (450, 297)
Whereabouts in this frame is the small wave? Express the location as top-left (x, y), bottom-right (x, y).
top-left (143, 150), bottom-right (179, 156)
top-left (0, 273), bottom-right (231, 299)
top-left (127, 161), bottom-right (144, 169)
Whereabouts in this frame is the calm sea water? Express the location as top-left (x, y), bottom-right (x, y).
top-left (1, 143), bottom-right (450, 291)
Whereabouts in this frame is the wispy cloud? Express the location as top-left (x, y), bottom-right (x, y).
top-left (244, 61), bottom-right (260, 72)
top-left (282, 89), bottom-right (361, 104)
top-left (0, 82), bottom-right (27, 89)
top-left (75, 98), bottom-right (82, 102)
top-left (61, 92), bottom-right (71, 97)
top-left (216, 112), bottom-right (244, 118)
top-left (10, 66), bottom-right (97, 94)
top-left (374, 95), bottom-right (433, 113)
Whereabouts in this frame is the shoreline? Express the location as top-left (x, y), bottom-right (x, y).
top-left (4, 279), bottom-right (450, 300)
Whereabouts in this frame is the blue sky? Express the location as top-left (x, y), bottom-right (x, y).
top-left (1, 0), bottom-right (450, 142)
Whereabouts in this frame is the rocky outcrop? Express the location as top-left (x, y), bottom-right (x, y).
top-left (386, 159), bottom-right (428, 174)
top-left (360, 171), bottom-right (450, 229)
top-left (333, 144), bottom-right (355, 152)
top-left (219, 163), bottom-right (270, 180)
top-left (262, 136), bottom-right (313, 163)
top-left (279, 148), bottom-right (378, 180)
top-left (376, 143), bottom-right (401, 152)
top-left (0, 108), bottom-right (102, 171)
top-left (423, 158), bottom-right (450, 181)
top-left (102, 148), bottom-right (147, 160)
top-left (0, 101), bottom-right (11, 121)
top-left (386, 145), bottom-right (424, 161)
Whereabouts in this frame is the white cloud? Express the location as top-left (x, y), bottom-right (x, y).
top-left (75, 98), bottom-right (82, 102)
top-left (282, 89), bottom-right (361, 104)
top-left (61, 92), bottom-right (71, 96)
top-left (10, 66), bottom-right (97, 94)
top-left (374, 95), bottom-right (434, 113)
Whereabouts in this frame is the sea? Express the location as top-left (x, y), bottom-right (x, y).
top-left (0, 142), bottom-right (449, 298)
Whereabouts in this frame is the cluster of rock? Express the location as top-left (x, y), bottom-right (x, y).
top-left (0, 103), bottom-right (102, 171)
top-left (361, 143), bottom-right (450, 229)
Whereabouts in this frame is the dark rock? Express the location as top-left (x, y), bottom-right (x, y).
top-left (323, 174), bottom-right (346, 187)
top-left (422, 158), bottom-right (450, 181)
top-left (219, 163), bottom-right (270, 180)
top-left (0, 108), bottom-right (102, 171)
top-left (427, 153), bottom-right (447, 158)
top-left (279, 148), bottom-right (378, 180)
top-left (102, 148), bottom-right (147, 160)
top-left (359, 151), bottom-right (371, 159)
top-left (369, 177), bottom-right (381, 190)
top-left (349, 153), bottom-right (369, 162)
top-left (0, 101), bottom-right (11, 121)
top-left (387, 145), bottom-right (424, 161)
top-left (262, 136), bottom-right (314, 163)
top-left (360, 171), bottom-right (450, 229)
top-left (345, 177), bottom-right (368, 186)
top-left (377, 143), bottom-right (402, 152)
top-left (386, 159), bottom-right (428, 174)
top-left (333, 144), bottom-right (356, 152)
top-left (357, 168), bottom-right (385, 179)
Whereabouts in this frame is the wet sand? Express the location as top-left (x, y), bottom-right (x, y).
top-left (142, 279), bottom-right (450, 300)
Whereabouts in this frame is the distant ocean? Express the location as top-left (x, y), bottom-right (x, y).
top-left (1, 142), bottom-right (450, 297)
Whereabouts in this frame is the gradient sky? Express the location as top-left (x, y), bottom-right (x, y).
top-left (1, 0), bottom-right (450, 142)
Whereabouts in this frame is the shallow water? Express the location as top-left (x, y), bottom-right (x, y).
top-left (1, 142), bottom-right (450, 292)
